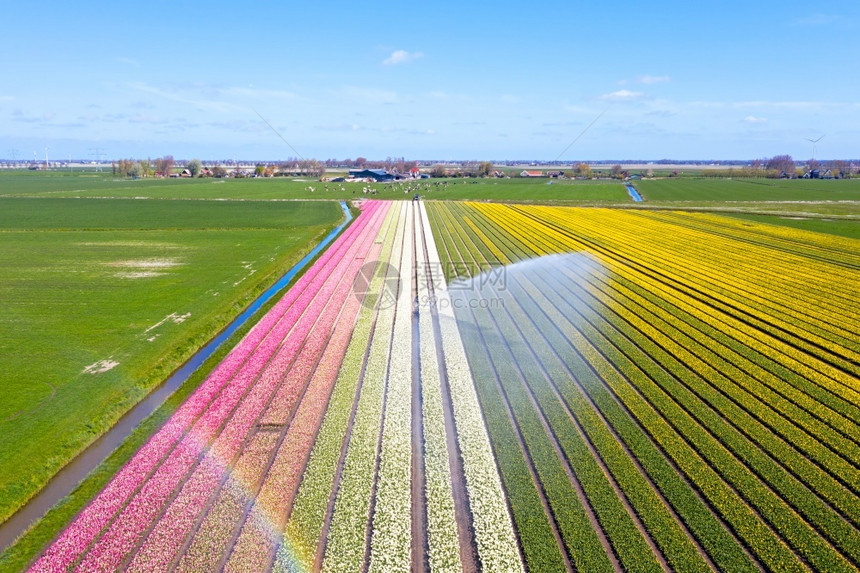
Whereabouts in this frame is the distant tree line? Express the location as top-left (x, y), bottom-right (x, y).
top-left (701, 155), bottom-right (856, 179)
top-left (325, 157), bottom-right (417, 173)
top-left (112, 156), bottom-right (176, 178)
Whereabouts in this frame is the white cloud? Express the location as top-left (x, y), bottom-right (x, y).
top-left (600, 90), bottom-right (644, 101)
top-left (636, 75), bottom-right (670, 84)
top-left (744, 115), bottom-right (768, 124)
top-left (383, 50), bottom-right (423, 66)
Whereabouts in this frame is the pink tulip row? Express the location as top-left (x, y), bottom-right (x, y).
top-left (80, 202), bottom-right (388, 571)
top-left (176, 431), bottom-right (280, 573)
top-left (124, 201), bottom-right (390, 571)
top-left (129, 204), bottom-right (387, 571)
top-left (32, 201), bottom-right (378, 571)
top-left (226, 237), bottom-right (384, 571)
top-left (30, 201), bottom-right (389, 572)
top-left (274, 206), bottom-right (400, 573)
top-left (165, 215), bottom-right (387, 571)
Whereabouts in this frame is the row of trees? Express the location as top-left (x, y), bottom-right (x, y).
top-left (276, 158), bottom-right (327, 178)
top-left (110, 157), bottom-right (329, 179)
top-left (113, 156), bottom-right (177, 178)
top-left (324, 157), bottom-right (417, 173)
top-left (702, 155), bottom-right (857, 178)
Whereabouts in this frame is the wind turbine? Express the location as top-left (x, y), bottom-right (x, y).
top-left (805, 135), bottom-right (825, 161)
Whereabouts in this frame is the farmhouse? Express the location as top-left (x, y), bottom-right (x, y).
top-left (349, 168), bottom-right (396, 182)
top-left (520, 170), bottom-right (544, 177)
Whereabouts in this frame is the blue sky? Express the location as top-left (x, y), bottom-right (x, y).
top-left (2, 0), bottom-right (858, 161)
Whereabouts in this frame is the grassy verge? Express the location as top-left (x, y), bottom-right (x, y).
top-left (0, 286), bottom-right (284, 572)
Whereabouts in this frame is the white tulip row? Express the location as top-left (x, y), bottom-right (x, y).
top-left (416, 205), bottom-right (464, 573)
top-left (419, 204), bottom-right (525, 573)
top-left (322, 204), bottom-right (408, 573)
top-left (369, 202), bottom-right (415, 572)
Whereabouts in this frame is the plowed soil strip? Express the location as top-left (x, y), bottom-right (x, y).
top-left (411, 204), bottom-right (429, 573)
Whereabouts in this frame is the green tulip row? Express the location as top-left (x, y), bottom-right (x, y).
top-left (428, 202), bottom-right (860, 572)
top-left (499, 269), bottom-right (759, 573)
top-left (529, 266), bottom-right (859, 571)
top-left (444, 208), bottom-right (741, 573)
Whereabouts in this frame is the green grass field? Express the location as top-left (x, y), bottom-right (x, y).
top-left (0, 170), bottom-right (628, 202)
top-left (636, 177), bottom-right (860, 202)
top-left (0, 196), bottom-right (342, 524)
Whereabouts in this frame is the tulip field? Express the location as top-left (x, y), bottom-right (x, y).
top-left (27, 199), bottom-right (859, 572)
top-left (426, 202), bottom-right (859, 573)
top-left (29, 200), bottom-right (522, 573)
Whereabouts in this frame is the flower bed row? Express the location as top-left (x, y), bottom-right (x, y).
top-left (174, 204), bottom-right (390, 572)
top-left (415, 207), bottom-right (462, 573)
top-left (524, 206), bottom-right (860, 396)
top-left (424, 204), bottom-right (569, 573)
top-left (31, 201), bottom-right (387, 572)
top-left (496, 268), bottom-right (757, 573)
top-left (368, 203), bottom-right (414, 572)
top-left (485, 205), bottom-right (860, 495)
top-left (275, 205), bottom-right (400, 573)
top-left (553, 257), bottom-right (860, 527)
top-left (225, 217), bottom-right (390, 572)
top-left (322, 202), bottom-right (408, 573)
top-left (426, 202), bottom-right (860, 573)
